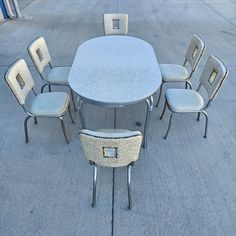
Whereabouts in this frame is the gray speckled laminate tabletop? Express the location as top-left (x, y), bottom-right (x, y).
top-left (68, 36), bottom-right (161, 106)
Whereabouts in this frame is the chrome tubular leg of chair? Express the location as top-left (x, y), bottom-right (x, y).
top-left (164, 112), bottom-right (174, 139)
top-left (48, 84), bottom-right (52, 92)
top-left (143, 96), bottom-right (153, 148)
top-left (78, 98), bottom-right (86, 129)
top-left (201, 110), bottom-right (208, 138)
top-left (186, 80), bottom-right (192, 89)
top-left (160, 99), bottom-right (167, 120)
top-left (24, 115), bottom-right (31, 143)
top-left (197, 112), bottom-right (201, 121)
top-left (59, 116), bottom-right (69, 143)
top-left (92, 164), bottom-right (97, 208)
top-left (34, 117), bottom-right (38, 125)
top-left (68, 104), bottom-right (75, 123)
top-left (156, 82), bottom-right (163, 108)
top-left (41, 83), bottom-right (48, 93)
top-left (127, 164), bottom-right (132, 210)
top-left (70, 88), bottom-right (77, 111)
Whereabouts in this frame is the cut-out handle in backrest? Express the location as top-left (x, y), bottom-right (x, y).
top-left (16, 73), bottom-right (25, 89)
top-left (5, 59), bottom-right (35, 105)
top-left (36, 48), bottom-right (44, 62)
top-left (80, 129), bottom-right (142, 168)
top-left (28, 36), bottom-right (51, 74)
top-left (185, 35), bottom-right (205, 71)
top-left (112, 19), bottom-right (120, 29)
top-left (199, 55), bottom-right (228, 101)
top-left (104, 13), bottom-right (128, 35)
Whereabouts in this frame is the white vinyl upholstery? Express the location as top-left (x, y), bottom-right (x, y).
top-left (185, 35), bottom-right (205, 71)
top-left (166, 89), bottom-right (204, 112)
top-left (29, 92), bottom-right (70, 117)
top-left (160, 64), bottom-right (189, 82)
top-left (103, 13), bottom-right (128, 35)
top-left (160, 35), bottom-right (205, 82)
top-left (199, 55), bottom-right (227, 100)
top-left (80, 129), bottom-right (142, 167)
top-left (28, 36), bottom-right (51, 74)
top-left (47, 67), bottom-right (70, 85)
top-left (5, 59), bottom-right (35, 105)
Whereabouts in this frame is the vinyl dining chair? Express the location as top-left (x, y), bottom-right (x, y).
top-left (79, 129), bottom-right (142, 210)
top-left (5, 59), bottom-right (74, 144)
top-left (27, 36), bottom-right (76, 111)
top-left (160, 55), bottom-right (228, 139)
top-left (156, 35), bottom-right (206, 107)
top-left (103, 13), bottom-right (128, 35)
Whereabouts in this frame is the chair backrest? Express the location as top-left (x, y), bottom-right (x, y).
top-left (5, 59), bottom-right (35, 105)
top-left (199, 55), bottom-right (228, 101)
top-left (80, 129), bottom-right (142, 167)
top-left (27, 36), bottom-right (52, 74)
top-left (103, 13), bottom-right (128, 35)
top-left (185, 35), bottom-right (206, 72)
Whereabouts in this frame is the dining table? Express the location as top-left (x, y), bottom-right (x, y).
top-left (68, 36), bottom-right (162, 148)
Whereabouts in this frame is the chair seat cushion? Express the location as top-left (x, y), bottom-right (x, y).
top-left (29, 92), bottom-right (70, 117)
top-left (166, 89), bottom-right (204, 112)
top-left (47, 67), bottom-right (70, 85)
top-left (160, 64), bottom-right (189, 82)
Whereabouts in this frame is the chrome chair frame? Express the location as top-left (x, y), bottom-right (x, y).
top-left (5, 59), bottom-right (74, 144)
top-left (27, 36), bottom-right (77, 111)
top-left (160, 55), bottom-right (228, 139)
top-left (156, 35), bottom-right (206, 107)
top-left (79, 130), bottom-right (142, 210)
top-left (90, 161), bottom-right (133, 209)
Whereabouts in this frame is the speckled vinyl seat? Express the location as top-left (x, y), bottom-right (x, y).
top-left (79, 129), bottom-right (142, 210)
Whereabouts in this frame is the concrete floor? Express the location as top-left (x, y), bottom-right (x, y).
top-left (0, 0), bottom-right (236, 235)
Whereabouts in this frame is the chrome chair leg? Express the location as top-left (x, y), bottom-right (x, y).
top-left (160, 99), bottom-right (167, 120)
top-left (197, 112), bottom-right (201, 121)
top-left (68, 104), bottom-right (75, 123)
top-left (24, 115), bottom-right (31, 143)
top-left (186, 80), bottom-right (192, 89)
top-left (41, 83), bottom-right (48, 93)
top-left (92, 164), bottom-right (97, 208)
top-left (143, 96), bottom-right (153, 148)
top-left (201, 110), bottom-right (208, 138)
top-left (156, 82), bottom-right (163, 108)
top-left (70, 88), bottom-right (77, 111)
top-left (59, 116), bottom-right (69, 143)
top-left (127, 164), bottom-right (132, 210)
top-left (164, 112), bottom-right (174, 139)
top-left (48, 84), bottom-right (52, 92)
top-left (34, 117), bottom-right (38, 125)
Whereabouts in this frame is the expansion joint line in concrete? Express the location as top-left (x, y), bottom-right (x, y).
top-left (111, 107), bottom-right (116, 236)
top-left (21, 0), bottom-right (36, 11)
top-left (199, 0), bottom-right (236, 29)
top-left (111, 168), bottom-right (115, 236)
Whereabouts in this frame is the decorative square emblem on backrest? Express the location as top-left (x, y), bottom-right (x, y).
top-left (103, 147), bottom-right (117, 158)
top-left (16, 73), bottom-right (25, 89)
top-left (208, 70), bottom-right (217, 85)
top-left (112, 19), bottom-right (120, 30)
top-left (36, 48), bottom-right (44, 62)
